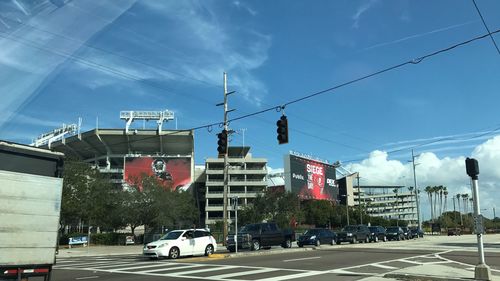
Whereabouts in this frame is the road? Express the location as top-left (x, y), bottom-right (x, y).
top-left (53, 234), bottom-right (500, 281)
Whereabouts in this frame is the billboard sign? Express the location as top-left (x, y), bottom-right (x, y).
top-left (285, 154), bottom-right (337, 201)
top-left (124, 157), bottom-right (191, 191)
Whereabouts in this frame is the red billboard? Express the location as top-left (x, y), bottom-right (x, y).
top-left (285, 154), bottom-right (337, 201)
top-left (124, 157), bottom-right (191, 191)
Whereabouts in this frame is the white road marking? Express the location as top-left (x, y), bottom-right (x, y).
top-left (108, 263), bottom-right (177, 271)
top-left (138, 264), bottom-right (201, 273)
top-left (283, 256), bottom-right (321, 262)
top-left (169, 266), bottom-right (235, 276)
top-left (257, 271), bottom-right (326, 281)
top-left (210, 268), bottom-right (278, 279)
top-left (370, 263), bottom-right (397, 269)
top-left (75, 276), bottom-right (99, 280)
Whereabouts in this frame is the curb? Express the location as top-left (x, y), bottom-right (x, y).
top-left (383, 273), bottom-right (470, 281)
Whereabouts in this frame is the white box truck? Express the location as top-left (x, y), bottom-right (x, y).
top-left (0, 141), bottom-right (64, 281)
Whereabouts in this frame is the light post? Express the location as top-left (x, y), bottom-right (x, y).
top-left (232, 196), bottom-right (239, 253)
top-left (465, 157), bottom-right (491, 280)
top-left (411, 150), bottom-right (422, 230)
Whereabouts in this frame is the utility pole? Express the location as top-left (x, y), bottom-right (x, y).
top-left (411, 150), bottom-right (422, 229)
top-left (357, 173), bottom-right (362, 224)
top-left (493, 207), bottom-right (496, 219)
top-left (217, 72), bottom-right (235, 245)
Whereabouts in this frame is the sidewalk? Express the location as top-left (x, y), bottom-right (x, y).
top-left (57, 245), bottom-right (500, 281)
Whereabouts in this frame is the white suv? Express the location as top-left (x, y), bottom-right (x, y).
top-left (143, 229), bottom-right (217, 259)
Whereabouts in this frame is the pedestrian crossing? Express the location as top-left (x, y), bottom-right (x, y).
top-left (54, 252), bottom-right (499, 280)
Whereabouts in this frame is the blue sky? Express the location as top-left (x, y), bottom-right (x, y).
top-left (0, 0), bottom-right (499, 219)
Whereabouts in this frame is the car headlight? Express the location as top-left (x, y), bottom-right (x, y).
top-left (158, 243), bottom-right (168, 248)
top-left (310, 235), bottom-right (316, 240)
top-left (347, 233), bottom-right (353, 236)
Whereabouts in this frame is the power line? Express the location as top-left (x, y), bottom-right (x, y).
top-left (471, 0), bottom-right (500, 55)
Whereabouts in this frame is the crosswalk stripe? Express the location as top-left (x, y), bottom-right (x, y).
top-left (139, 264), bottom-right (201, 273)
top-left (371, 263), bottom-right (397, 269)
top-left (87, 262), bottom-right (140, 269)
top-left (108, 263), bottom-right (177, 271)
top-left (257, 271), bottom-right (326, 281)
top-left (210, 268), bottom-right (279, 279)
top-left (169, 266), bottom-right (234, 276)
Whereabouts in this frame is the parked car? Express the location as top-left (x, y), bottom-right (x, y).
top-left (336, 225), bottom-right (371, 244)
top-left (226, 222), bottom-right (295, 252)
top-left (409, 228), bottom-right (424, 238)
top-left (385, 226), bottom-right (405, 241)
top-left (297, 228), bottom-right (337, 247)
top-left (143, 229), bottom-right (217, 259)
top-left (447, 228), bottom-right (462, 236)
top-left (368, 226), bottom-right (387, 242)
top-left (401, 227), bottom-right (411, 239)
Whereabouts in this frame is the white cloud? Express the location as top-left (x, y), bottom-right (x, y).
top-left (345, 135), bottom-right (500, 219)
top-left (352, 0), bottom-right (378, 29)
top-left (139, 1), bottom-right (271, 106)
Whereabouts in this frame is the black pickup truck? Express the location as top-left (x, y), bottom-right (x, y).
top-left (226, 222), bottom-right (295, 252)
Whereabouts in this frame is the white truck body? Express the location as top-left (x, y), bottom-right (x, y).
top-left (0, 141), bottom-right (64, 280)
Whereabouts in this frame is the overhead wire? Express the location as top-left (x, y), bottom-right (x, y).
top-left (471, 0), bottom-right (500, 55)
top-left (3, 23), bottom-right (500, 163)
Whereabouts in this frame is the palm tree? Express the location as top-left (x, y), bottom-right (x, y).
top-left (425, 186), bottom-right (434, 220)
top-left (443, 187), bottom-right (448, 214)
top-left (438, 185), bottom-right (444, 217)
top-left (462, 194), bottom-right (469, 214)
top-left (433, 186), bottom-right (440, 220)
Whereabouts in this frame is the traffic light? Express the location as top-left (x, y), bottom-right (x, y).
top-left (217, 129), bottom-right (228, 155)
top-left (276, 115), bottom-right (288, 144)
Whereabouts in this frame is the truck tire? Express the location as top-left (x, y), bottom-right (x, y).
top-left (252, 239), bottom-right (261, 251)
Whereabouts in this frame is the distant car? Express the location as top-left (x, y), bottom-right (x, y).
top-left (385, 226), bottom-right (405, 241)
top-left (368, 226), bottom-right (387, 242)
top-left (125, 235), bottom-right (135, 245)
top-left (297, 228), bottom-right (337, 247)
top-left (401, 227), bottom-right (411, 240)
top-left (409, 228), bottom-right (423, 238)
top-left (143, 229), bottom-right (217, 259)
top-left (447, 228), bottom-right (462, 236)
top-left (337, 225), bottom-right (371, 244)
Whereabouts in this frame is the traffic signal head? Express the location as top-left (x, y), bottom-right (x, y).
top-left (276, 115), bottom-right (288, 144)
top-left (217, 129), bottom-right (228, 155)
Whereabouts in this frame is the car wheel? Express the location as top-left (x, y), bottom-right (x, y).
top-left (169, 247), bottom-right (180, 259)
top-left (315, 239), bottom-right (320, 247)
top-left (252, 239), bottom-right (261, 251)
top-left (383, 236), bottom-right (387, 242)
top-left (283, 238), bottom-right (292, 248)
top-left (350, 237), bottom-right (357, 244)
top-left (374, 236), bottom-right (379, 243)
top-left (298, 243), bottom-right (303, 248)
top-left (331, 238), bottom-right (335, 245)
top-left (336, 241), bottom-right (341, 245)
top-left (397, 236), bottom-right (401, 241)
top-left (365, 236), bottom-right (369, 243)
top-left (204, 244), bottom-right (214, 256)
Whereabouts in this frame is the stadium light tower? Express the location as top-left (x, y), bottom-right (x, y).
top-left (31, 123), bottom-right (78, 148)
top-left (120, 110), bottom-right (174, 133)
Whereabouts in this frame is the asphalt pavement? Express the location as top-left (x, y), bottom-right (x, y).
top-left (54, 234), bottom-right (500, 281)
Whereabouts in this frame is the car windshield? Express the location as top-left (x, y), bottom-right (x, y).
top-left (304, 229), bottom-right (320, 235)
top-left (386, 227), bottom-right (399, 232)
top-left (240, 224), bottom-right (260, 232)
top-left (160, 231), bottom-right (183, 240)
top-left (368, 227), bottom-right (377, 232)
top-left (342, 226), bottom-right (357, 232)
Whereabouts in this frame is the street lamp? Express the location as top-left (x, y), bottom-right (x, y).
top-left (410, 150), bottom-right (422, 230)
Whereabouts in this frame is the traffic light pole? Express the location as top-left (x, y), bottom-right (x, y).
top-left (222, 72), bottom-right (229, 246)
